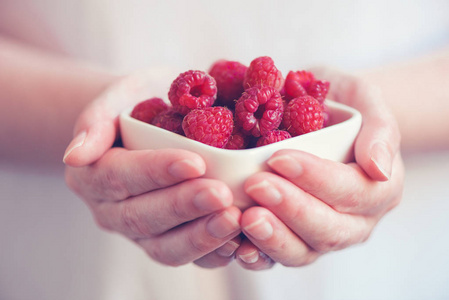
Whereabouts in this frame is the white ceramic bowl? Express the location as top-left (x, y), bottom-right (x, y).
top-left (119, 100), bottom-right (362, 209)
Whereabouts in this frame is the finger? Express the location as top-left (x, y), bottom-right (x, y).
top-left (245, 173), bottom-right (374, 253)
top-left (353, 102), bottom-right (401, 181)
top-left (266, 150), bottom-right (399, 215)
top-left (65, 147), bottom-right (206, 202)
top-left (240, 207), bottom-right (320, 268)
top-left (310, 67), bottom-right (401, 181)
top-left (194, 236), bottom-right (241, 268)
top-left (137, 207), bottom-right (241, 267)
top-left (63, 100), bottom-right (122, 167)
top-left (94, 178), bottom-right (234, 239)
top-left (235, 237), bottom-right (275, 271)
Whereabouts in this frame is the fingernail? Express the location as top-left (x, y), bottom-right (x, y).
top-left (243, 217), bottom-right (273, 241)
top-left (370, 142), bottom-right (392, 180)
top-left (168, 158), bottom-right (205, 179)
top-left (245, 180), bottom-right (282, 206)
top-left (63, 131), bottom-right (87, 163)
top-left (193, 187), bottom-right (231, 212)
top-left (206, 211), bottom-right (240, 239)
top-left (216, 240), bottom-right (239, 257)
top-left (239, 251), bottom-right (259, 264)
top-left (267, 155), bottom-right (303, 178)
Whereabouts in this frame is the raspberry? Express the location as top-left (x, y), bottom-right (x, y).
top-left (243, 56), bottom-right (284, 91)
top-left (209, 60), bottom-right (247, 109)
top-left (307, 80), bottom-right (330, 104)
top-left (130, 97), bottom-right (168, 124)
top-left (151, 108), bottom-right (185, 135)
top-left (168, 70), bottom-right (217, 115)
top-left (282, 95), bottom-right (324, 136)
top-left (225, 127), bottom-right (250, 150)
top-left (235, 85), bottom-right (284, 137)
top-left (256, 130), bottom-right (292, 147)
top-left (182, 106), bottom-right (234, 148)
top-left (284, 70), bottom-right (315, 100)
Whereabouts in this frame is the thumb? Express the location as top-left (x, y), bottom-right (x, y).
top-left (62, 100), bottom-right (119, 167)
top-left (311, 66), bottom-right (401, 181)
top-left (342, 78), bottom-right (401, 181)
top-left (354, 105), bottom-right (401, 181)
top-left (62, 69), bottom-right (182, 167)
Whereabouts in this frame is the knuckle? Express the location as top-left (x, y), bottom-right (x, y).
top-left (282, 252), bottom-right (319, 268)
top-left (389, 194), bottom-right (402, 211)
top-left (64, 168), bottom-right (86, 198)
top-left (169, 197), bottom-right (190, 222)
top-left (187, 232), bottom-right (214, 254)
top-left (360, 229), bottom-right (373, 244)
top-left (289, 204), bottom-right (307, 223)
top-left (144, 242), bottom-right (183, 267)
top-left (271, 238), bottom-right (319, 268)
top-left (64, 170), bottom-right (77, 192)
top-left (99, 171), bottom-right (130, 200)
top-left (144, 240), bottom-right (187, 267)
top-left (314, 228), bottom-right (350, 253)
top-left (336, 192), bottom-right (360, 212)
top-left (120, 203), bottom-right (152, 237)
top-left (93, 213), bottom-right (112, 232)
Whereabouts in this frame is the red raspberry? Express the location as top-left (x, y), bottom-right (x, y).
top-left (243, 56), bottom-right (284, 91)
top-left (307, 80), bottom-right (330, 104)
top-left (282, 95), bottom-right (324, 136)
top-left (256, 130), bottom-right (292, 147)
top-left (130, 97), bottom-right (168, 124)
top-left (151, 108), bottom-right (185, 135)
top-left (209, 60), bottom-right (247, 109)
top-left (225, 127), bottom-right (250, 150)
top-left (235, 85), bottom-right (283, 137)
top-left (284, 70), bottom-right (315, 100)
top-left (182, 106), bottom-right (234, 148)
top-left (168, 70), bottom-right (217, 115)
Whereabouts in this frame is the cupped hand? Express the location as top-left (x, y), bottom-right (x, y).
top-left (63, 72), bottom-right (242, 268)
top-left (236, 67), bottom-right (405, 270)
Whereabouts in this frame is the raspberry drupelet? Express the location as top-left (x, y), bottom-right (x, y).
top-left (235, 85), bottom-right (284, 137)
top-left (168, 70), bottom-right (217, 115)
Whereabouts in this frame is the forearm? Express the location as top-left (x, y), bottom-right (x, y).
top-left (0, 36), bottom-right (117, 167)
top-left (360, 48), bottom-right (449, 153)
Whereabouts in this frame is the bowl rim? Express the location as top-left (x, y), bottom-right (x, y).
top-left (120, 99), bottom-right (362, 155)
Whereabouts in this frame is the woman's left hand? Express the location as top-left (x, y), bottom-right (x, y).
top-left (235, 68), bottom-right (405, 270)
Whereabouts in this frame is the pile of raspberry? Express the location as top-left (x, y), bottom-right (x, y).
top-left (130, 56), bottom-right (330, 149)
